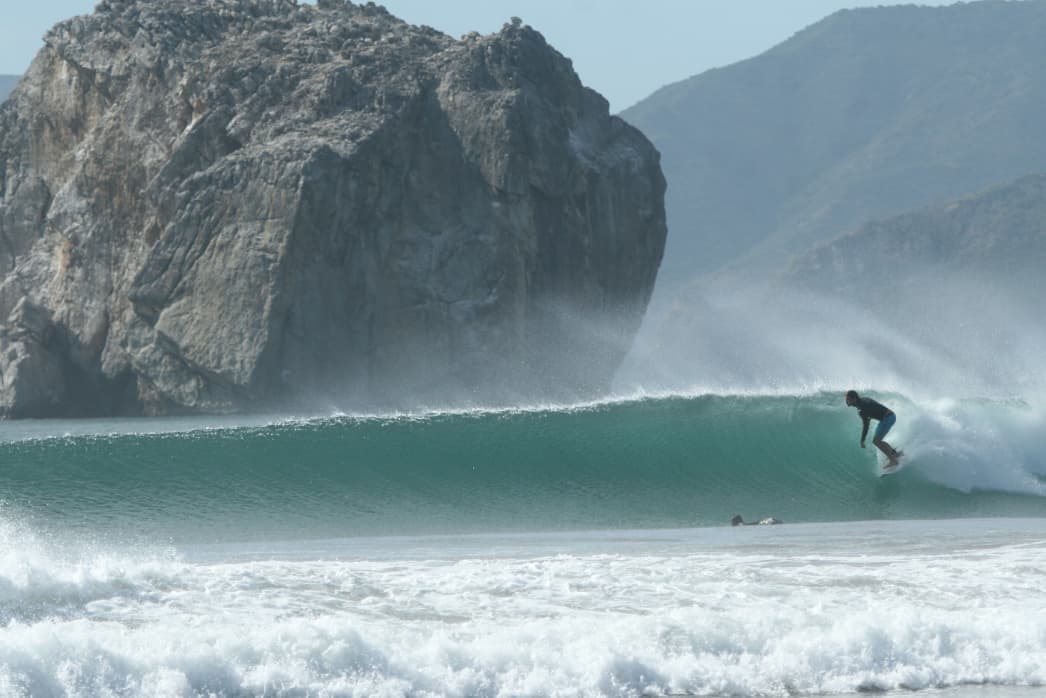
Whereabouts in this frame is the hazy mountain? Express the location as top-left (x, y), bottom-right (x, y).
top-left (616, 173), bottom-right (1046, 396)
top-left (623, 1), bottom-right (1046, 301)
top-left (0, 75), bottom-right (18, 101)
top-left (786, 172), bottom-right (1046, 300)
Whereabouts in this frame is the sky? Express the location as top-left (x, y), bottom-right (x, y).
top-left (2, 0), bottom-right (954, 112)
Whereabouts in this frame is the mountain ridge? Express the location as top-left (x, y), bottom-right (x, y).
top-left (622, 1), bottom-right (1046, 299)
top-left (785, 172), bottom-right (1046, 296)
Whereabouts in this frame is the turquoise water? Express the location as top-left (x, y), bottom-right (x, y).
top-left (2, 393), bottom-right (1044, 543)
top-left (1, 392), bottom-right (1045, 696)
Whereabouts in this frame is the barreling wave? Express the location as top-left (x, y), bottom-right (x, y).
top-left (2, 392), bottom-right (1044, 543)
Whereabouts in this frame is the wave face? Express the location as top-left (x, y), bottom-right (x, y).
top-left (2, 394), bottom-right (1046, 697)
top-left (2, 393), bottom-right (1044, 543)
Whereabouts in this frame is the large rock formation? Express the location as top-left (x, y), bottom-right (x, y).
top-left (0, 0), bottom-right (666, 417)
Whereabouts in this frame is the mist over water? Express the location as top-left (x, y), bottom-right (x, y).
top-left (604, 270), bottom-right (1046, 524)
top-left (616, 274), bottom-right (1046, 402)
top-left (2, 280), bottom-right (1044, 698)
top-left (2, 220), bottom-right (1044, 696)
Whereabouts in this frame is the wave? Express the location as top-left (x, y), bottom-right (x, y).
top-left (1, 516), bottom-right (1045, 696)
top-left (1, 392), bottom-right (1044, 542)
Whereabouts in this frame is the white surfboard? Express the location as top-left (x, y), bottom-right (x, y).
top-left (879, 450), bottom-right (906, 478)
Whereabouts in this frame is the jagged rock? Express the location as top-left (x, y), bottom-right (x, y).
top-left (0, 0), bottom-right (666, 417)
top-left (0, 299), bottom-right (66, 417)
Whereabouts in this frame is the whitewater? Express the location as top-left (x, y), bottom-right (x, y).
top-left (1, 391), bottom-right (1045, 696)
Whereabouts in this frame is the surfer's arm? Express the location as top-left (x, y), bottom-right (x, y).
top-left (860, 416), bottom-right (870, 445)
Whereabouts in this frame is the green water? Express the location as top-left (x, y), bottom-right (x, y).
top-left (1, 393), bottom-right (1043, 543)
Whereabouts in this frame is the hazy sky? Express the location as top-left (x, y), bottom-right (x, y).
top-left (2, 0), bottom-right (953, 111)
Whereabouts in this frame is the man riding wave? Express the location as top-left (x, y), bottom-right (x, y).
top-left (845, 390), bottom-right (902, 469)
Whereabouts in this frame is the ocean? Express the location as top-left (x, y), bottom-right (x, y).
top-left (1, 391), bottom-right (1044, 696)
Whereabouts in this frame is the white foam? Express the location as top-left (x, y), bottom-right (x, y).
top-left (899, 397), bottom-right (1046, 497)
top-left (2, 519), bottom-right (1045, 696)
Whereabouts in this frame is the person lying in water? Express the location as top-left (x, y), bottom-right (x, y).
top-left (731, 515), bottom-right (783, 526)
top-left (845, 390), bottom-right (902, 469)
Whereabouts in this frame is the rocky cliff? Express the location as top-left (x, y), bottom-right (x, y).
top-left (0, 0), bottom-right (666, 417)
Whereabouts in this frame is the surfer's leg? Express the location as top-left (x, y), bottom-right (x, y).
top-left (873, 415), bottom-right (900, 464)
top-left (875, 439), bottom-right (899, 466)
top-left (873, 438), bottom-right (899, 466)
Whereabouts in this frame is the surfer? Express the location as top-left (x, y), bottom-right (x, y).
top-left (845, 390), bottom-right (902, 468)
top-left (731, 515), bottom-right (783, 526)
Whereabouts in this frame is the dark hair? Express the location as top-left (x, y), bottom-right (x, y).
top-left (846, 390), bottom-right (859, 401)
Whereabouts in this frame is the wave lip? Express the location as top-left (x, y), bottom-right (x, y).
top-left (2, 393), bottom-right (1045, 543)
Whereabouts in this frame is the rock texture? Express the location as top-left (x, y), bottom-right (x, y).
top-left (0, 0), bottom-right (666, 417)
